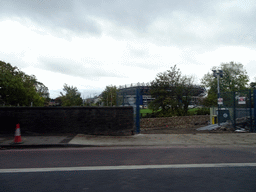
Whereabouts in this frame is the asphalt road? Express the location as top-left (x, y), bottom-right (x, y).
top-left (2, 146), bottom-right (256, 168)
top-left (1, 146), bottom-right (256, 192)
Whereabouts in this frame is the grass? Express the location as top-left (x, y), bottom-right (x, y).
top-left (141, 108), bottom-right (196, 114)
top-left (140, 108), bottom-right (153, 114)
top-left (140, 108), bottom-right (154, 117)
top-left (188, 108), bottom-right (198, 113)
top-left (187, 108), bottom-right (198, 115)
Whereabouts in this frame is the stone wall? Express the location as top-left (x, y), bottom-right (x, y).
top-left (141, 115), bottom-right (210, 129)
top-left (0, 107), bottom-right (134, 135)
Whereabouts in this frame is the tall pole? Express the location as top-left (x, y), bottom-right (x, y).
top-left (136, 88), bottom-right (140, 134)
top-left (254, 90), bottom-right (256, 132)
top-left (213, 69), bottom-right (223, 126)
top-left (217, 74), bottom-right (220, 98)
top-left (217, 73), bottom-right (220, 126)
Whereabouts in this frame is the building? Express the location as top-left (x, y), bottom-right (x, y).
top-left (48, 99), bottom-right (61, 106)
top-left (117, 82), bottom-right (206, 108)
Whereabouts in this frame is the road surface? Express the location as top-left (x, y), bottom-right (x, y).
top-left (1, 146), bottom-right (256, 191)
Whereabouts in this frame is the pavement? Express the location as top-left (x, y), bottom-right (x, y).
top-left (1, 131), bottom-right (256, 148)
top-left (196, 123), bottom-right (227, 131)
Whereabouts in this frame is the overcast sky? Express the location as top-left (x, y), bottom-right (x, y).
top-left (1, 0), bottom-right (256, 99)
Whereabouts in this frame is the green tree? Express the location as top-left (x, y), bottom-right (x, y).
top-left (250, 82), bottom-right (256, 89)
top-left (249, 77), bottom-right (256, 89)
top-left (101, 85), bottom-right (118, 106)
top-left (21, 74), bottom-right (48, 106)
top-left (60, 84), bottom-right (83, 106)
top-left (201, 61), bottom-right (249, 107)
top-left (0, 60), bottom-right (49, 106)
top-left (35, 81), bottom-right (49, 98)
top-left (149, 65), bottom-right (196, 116)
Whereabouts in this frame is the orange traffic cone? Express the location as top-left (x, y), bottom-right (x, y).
top-left (14, 123), bottom-right (22, 144)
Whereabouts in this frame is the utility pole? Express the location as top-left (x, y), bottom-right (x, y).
top-left (212, 69), bottom-right (223, 126)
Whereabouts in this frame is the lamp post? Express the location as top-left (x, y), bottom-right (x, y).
top-left (212, 69), bottom-right (223, 125)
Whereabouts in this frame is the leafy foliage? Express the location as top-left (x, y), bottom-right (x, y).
top-left (0, 60), bottom-right (49, 106)
top-left (101, 85), bottom-right (118, 106)
top-left (187, 107), bottom-right (210, 115)
top-left (250, 80), bottom-right (256, 89)
top-left (195, 107), bottom-right (210, 115)
top-left (201, 62), bottom-right (249, 107)
top-left (60, 84), bottom-right (83, 106)
top-left (149, 65), bottom-right (196, 116)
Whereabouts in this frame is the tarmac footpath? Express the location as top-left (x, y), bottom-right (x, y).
top-left (0, 135), bottom-right (86, 149)
top-left (69, 133), bottom-right (256, 147)
top-left (1, 133), bottom-right (256, 149)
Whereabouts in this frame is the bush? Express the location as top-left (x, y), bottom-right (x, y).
top-left (196, 107), bottom-right (210, 115)
top-left (187, 108), bottom-right (197, 116)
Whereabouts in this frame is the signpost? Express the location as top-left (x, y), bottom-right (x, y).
top-left (238, 97), bottom-right (246, 105)
top-left (218, 98), bottom-right (223, 105)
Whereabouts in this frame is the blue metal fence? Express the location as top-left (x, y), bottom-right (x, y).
top-left (117, 86), bottom-right (142, 134)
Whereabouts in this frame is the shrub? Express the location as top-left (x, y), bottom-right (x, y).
top-left (196, 107), bottom-right (210, 115)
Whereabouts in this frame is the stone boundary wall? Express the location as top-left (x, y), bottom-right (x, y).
top-left (141, 115), bottom-right (210, 129)
top-left (0, 107), bottom-right (134, 135)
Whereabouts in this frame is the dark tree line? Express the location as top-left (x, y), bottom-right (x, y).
top-left (0, 60), bottom-right (49, 106)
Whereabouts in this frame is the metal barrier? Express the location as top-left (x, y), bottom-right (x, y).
top-left (117, 87), bottom-right (143, 134)
top-left (218, 90), bottom-right (255, 132)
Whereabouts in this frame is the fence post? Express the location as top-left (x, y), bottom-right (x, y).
top-left (233, 91), bottom-right (236, 129)
top-left (136, 88), bottom-right (140, 134)
top-left (254, 90), bottom-right (256, 132)
top-left (116, 92), bottom-right (119, 106)
top-left (249, 89), bottom-right (252, 132)
top-left (122, 92), bottom-right (124, 107)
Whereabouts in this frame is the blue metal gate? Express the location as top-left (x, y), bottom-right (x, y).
top-left (116, 83), bottom-right (151, 134)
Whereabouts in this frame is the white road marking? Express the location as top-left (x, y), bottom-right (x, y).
top-left (1, 163), bottom-right (256, 173)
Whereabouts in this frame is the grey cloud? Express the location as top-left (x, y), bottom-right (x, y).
top-left (77, 0), bottom-right (216, 32)
top-left (0, 0), bottom-right (101, 36)
top-left (214, 11), bottom-right (256, 46)
top-left (39, 57), bottom-right (126, 79)
top-left (129, 49), bottom-right (148, 58)
top-left (1, 0), bottom-right (256, 48)
top-left (0, 0), bottom-right (221, 33)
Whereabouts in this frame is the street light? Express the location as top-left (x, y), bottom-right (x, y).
top-left (212, 69), bottom-right (223, 125)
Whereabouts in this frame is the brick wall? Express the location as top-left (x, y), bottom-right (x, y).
top-left (0, 107), bottom-right (134, 135)
top-left (141, 115), bottom-right (210, 129)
